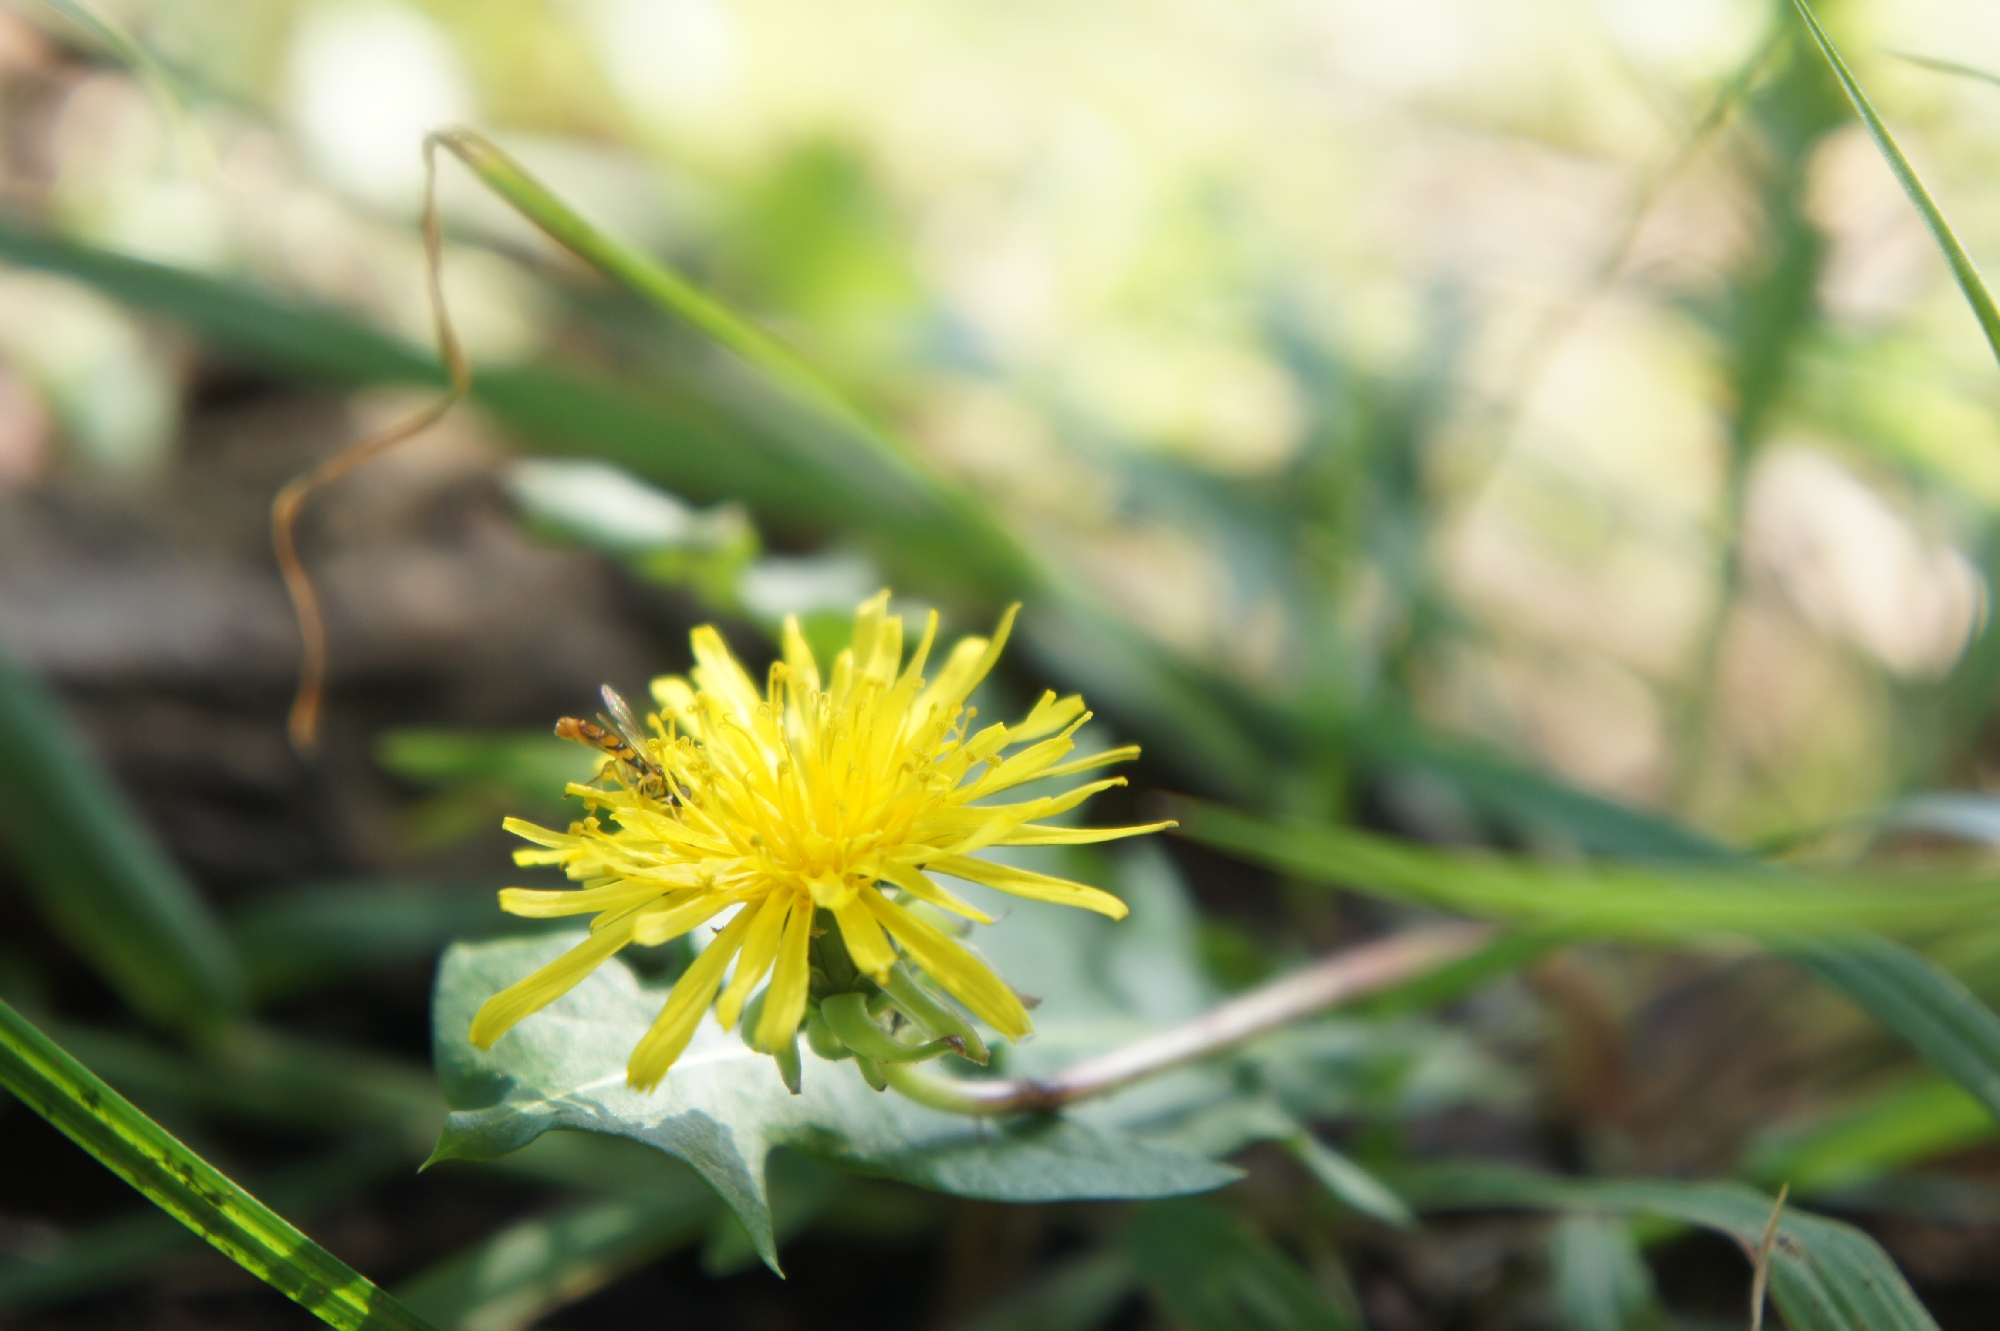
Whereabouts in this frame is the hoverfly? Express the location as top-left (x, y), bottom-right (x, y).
top-left (556, 684), bottom-right (669, 799)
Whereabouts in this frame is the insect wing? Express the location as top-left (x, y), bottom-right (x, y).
top-left (599, 685), bottom-right (655, 757)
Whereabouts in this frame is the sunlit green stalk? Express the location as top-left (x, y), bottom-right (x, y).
top-left (428, 128), bottom-right (957, 510)
top-left (0, 645), bottom-right (244, 1032)
top-left (1790, 0), bottom-right (2000, 364)
top-left (0, 999), bottom-right (435, 1331)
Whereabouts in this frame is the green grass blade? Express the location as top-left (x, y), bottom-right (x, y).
top-left (0, 1138), bottom-right (409, 1315)
top-left (428, 129), bottom-right (1034, 590)
top-left (947, 1250), bottom-right (1136, 1331)
top-left (1400, 1164), bottom-right (1939, 1331)
top-left (1176, 800), bottom-right (2000, 1122)
top-left (227, 879), bottom-right (564, 1005)
top-left (33, 0), bottom-right (212, 175)
top-left (0, 216), bottom-right (1274, 798)
top-left (1171, 802), bottom-right (2000, 939)
top-left (431, 130), bottom-right (903, 469)
top-left (1789, 0), bottom-right (2000, 365)
top-left (1125, 1198), bottom-right (1358, 1331)
top-left (0, 999), bottom-right (435, 1331)
top-left (395, 1188), bottom-right (714, 1331)
top-left (1283, 1133), bottom-right (1414, 1228)
top-left (0, 644), bottom-right (243, 1031)
top-left (1782, 935), bottom-right (2000, 1122)
top-left (1548, 1215), bottom-right (1666, 1331)
top-left (1747, 1075), bottom-right (1994, 1192)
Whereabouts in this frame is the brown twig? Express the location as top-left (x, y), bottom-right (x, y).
top-left (1749, 1181), bottom-right (1789, 1331)
top-left (273, 134), bottom-right (472, 755)
top-left (885, 923), bottom-right (1495, 1116)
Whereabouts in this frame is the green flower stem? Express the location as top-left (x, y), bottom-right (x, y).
top-left (0, 999), bottom-right (434, 1331)
top-left (880, 964), bottom-right (989, 1064)
top-left (885, 923), bottom-right (1492, 1116)
top-left (819, 993), bottom-right (963, 1064)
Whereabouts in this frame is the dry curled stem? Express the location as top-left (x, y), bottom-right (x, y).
top-left (273, 133), bottom-right (472, 755)
top-left (884, 923), bottom-right (1494, 1116)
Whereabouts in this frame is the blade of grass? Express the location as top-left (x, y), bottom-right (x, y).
top-left (427, 128), bottom-right (1033, 593)
top-left (1175, 800), bottom-right (2000, 1122)
top-left (0, 644), bottom-right (243, 1032)
top-left (1171, 802), bottom-right (2000, 938)
top-left (1548, 1215), bottom-right (1666, 1331)
top-left (1400, 1164), bottom-right (1939, 1331)
top-left (395, 1187), bottom-right (715, 1331)
top-left (1125, 1198), bottom-right (1358, 1331)
top-left (1746, 1075), bottom-right (1994, 1193)
top-left (37, 1016), bottom-right (703, 1201)
top-left (0, 1136), bottom-right (410, 1316)
top-left (226, 879), bottom-right (566, 1005)
top-left (946, 1250), bottom-right (1135, 1331)
top-left (1788, 0), bottom-right (2000, 364)
top-left (0, 214), bottom-right (1274, 798)
top-left (0, 998), bottom-right (434, 1331)
top-left (32, 0), bottom-right (212, 175)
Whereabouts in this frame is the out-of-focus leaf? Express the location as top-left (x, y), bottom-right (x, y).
top-left (396, 1183), bottom-right (716, 1331)
top-left (1548, 1215), bottom-right (1667, 1331)
top-left (948, 1250), bottom-right (1135, 1331)
top-left (1747, 1075), bottom-right (1994, 1193)
top-left (1786, 934), bottom-right (2000, 1122)
top-left (0, 217), bottom-right (1273, 800)
top-left (0, 999), bottom-right (434, 1331)
top-left (1176, 787), bottom-right (2000, 1119)
top-left (1866, 793), bottom-right (2000, 848)
top-left (1125, 1198), bottom-right (1358, 1331)
top-left (504, 458), bottom-right (758, 606)
top-left (1283, 1133), bottom-right (1413, 1228)
top-left (697, 1153), bottom-right (846, 1276)
top-left (1401, 1163), bottom-right (1939, 1331)
top-left (1174, 803), bottom-right (2000, 938)
top-left (32, 0), bottom-right (210, 174)
top-left (1790, 1), bottom-right (2000, 366)
top-left (376, 729), bottom-right (600, 850)
top-left (0, 1137), bottom-right (409, 1315)
top-left (377, 730), bottom-right (600, 798)
top-left (228, 880), bottom-right (567, 1004)
top-left (431, 935), bottom-right (1239, 1272)
top-left (0, 644), bottom-right (243, 1032)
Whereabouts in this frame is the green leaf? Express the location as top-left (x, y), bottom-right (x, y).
top-left (1125, 1198), bottom-right (1358, 1331)
top-left (1282, 1132), bottom-right (1413, 1228)
top-left (1548, 1215), bottom-right (1667, 1331)
top-left (228, 879), bottom-right (567, 1005)
top-left (0, 643), bottom-right (243, 1032)
top-left (1788, 1), bottom-right (2000, 365)
top-left (430, 935), bottom-right (1238, 1272)
top-left (0, 998), bottom-right (433, 1331)
top-left (0, 1138), bottom-right (409, 1316)
top-left (1401, 1163), bottom-right (1939, 1331)
top-left (0, 217), bottom-right (1274, 800)
top-left (396, 1184), bottom-right (715, 1331)
top-left (1747, 1074), bottom-right (1994, 1193)
top-left (1177, 799), bottom-right (2000, 1125)
top-left (947, 1250), bottom-right (1135, 1331)
top-left (1345, 714), bottom-right (1732, 863)
top-left (1173, 802), bottom-right (2000, 939)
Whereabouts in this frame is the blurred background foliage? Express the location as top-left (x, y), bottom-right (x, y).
top-left (7, 0), bottom-right (2000, 1325)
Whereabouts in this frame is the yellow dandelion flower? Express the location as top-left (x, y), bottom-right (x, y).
top-left (469, 591), bottom-right (1171, 1091)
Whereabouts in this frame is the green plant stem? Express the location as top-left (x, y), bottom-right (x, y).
top-left (0, 998), bottom-right (435, 1331)
top-left (0, 643), bottom-right (244, 1032)
top-left (1791, 0), bottom-right (2000, 364)
top-left (885, 924), bottom-right (1490, 1116)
